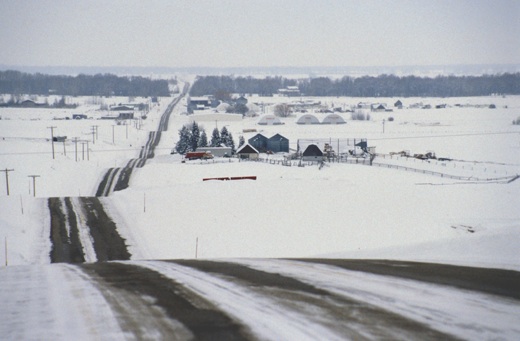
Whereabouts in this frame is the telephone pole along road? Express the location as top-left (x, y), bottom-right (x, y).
top-left (1, 259), bottom-right (519, 340)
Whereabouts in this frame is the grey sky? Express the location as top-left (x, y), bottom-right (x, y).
top-left (1, 0), bottom-right (519, 68)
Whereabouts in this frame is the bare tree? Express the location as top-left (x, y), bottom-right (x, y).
top-left (274, 103), bottom-right (291, 117)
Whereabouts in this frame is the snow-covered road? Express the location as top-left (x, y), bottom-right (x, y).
top-left (1, 259), bottom-right (519, 340)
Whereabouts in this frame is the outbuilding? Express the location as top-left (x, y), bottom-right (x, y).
top-left (296, 114), bottom-right (320, 124)
top-left (267, 133), bottom-right (289, 153)
top-left (236, 144), bottom-right (259, 160)
top-left (321, 113), bottom-right (346, 124)
top-left (196, 146), bottom-right (232, 157)
top-left (258, 114), bottom-right (284, 125)
top-left (248, 133), bottom-right (268, 152)
top-left (302, 144), bottom-right (324, 162)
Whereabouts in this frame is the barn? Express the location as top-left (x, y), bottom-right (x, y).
top-left (296, 114), bottom-right (320, 125)
top-left (258, 114), bottom-right (283, 125)
top-left (302, 144), bottom-right (324, 162)
top-left (267, 133), bottom-right (289, 153)
top-left (248, 133), bottom-right (268, 152)
top-left (236, 144), bottom-right (259, 160)
top-left (321, 113), bottom-right (346, 124)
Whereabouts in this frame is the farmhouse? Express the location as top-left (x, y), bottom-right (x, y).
top-left (267, 133), bottom-right (289, 153)
top-left (117, 112), bottom-right (134, 120)
top-left (110, 105), bottom-right (134, 111)
top-left (187, 96), bottom-right (216, 113)
top-left (235, 96), bottom-right (248, 105)
top-left (278, 86), bottom-right (300, 97)
top-left (236, 144), bottom-right (259, 160)
top-left (371, 103), bottom-right (387, 112)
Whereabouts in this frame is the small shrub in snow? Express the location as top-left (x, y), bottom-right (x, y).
top-left (388, 117), bottom-right (394, 122)
top-left (513, 117), bottom-right (520, 125)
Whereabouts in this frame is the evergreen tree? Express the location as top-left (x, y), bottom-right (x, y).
top-left (238, 135), bottom-right (245, 149)
top-left (175, 125), bottom-right (191, 154)
top-left (190, 121), bottom-right (200, 152)
top-left (198, 129), bottom-right (208, 147)
top-left (210, 127), bottom-right (221, 147)
top-left (220, 126), bottom-right (229, 145)
top-left (227, 132), bottom-right (236, 153)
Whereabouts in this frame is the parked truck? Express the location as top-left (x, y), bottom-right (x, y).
top-left (185, 151), bottom-right (214, 160)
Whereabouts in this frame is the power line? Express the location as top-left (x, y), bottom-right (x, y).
top-left (369, 131), bottom-right (519, 141)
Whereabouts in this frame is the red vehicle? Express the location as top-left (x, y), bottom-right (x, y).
top-left (185, 151), bottom-right (214, 160)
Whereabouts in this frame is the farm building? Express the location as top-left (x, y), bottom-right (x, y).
top-left (296, 114), bottom-right (320, 124)
top-left (196, 146), bottom-right (232, 157)
top-left (258, 114), bottom-right (284, 125)
top-left (248, 133), bottom-right (268, 152)
top-left (302, 144), bottom-right (324, 162)
top-left (267, 133), bottom-right (289, 153)
top-left (236, 144), bottom-right (259, 160)
top-left (321, 113), bottom-right (346, 124)
top-left (117, 112), bottom-right (134, 120)
top-left (235, 96), bottom-right (248, 105)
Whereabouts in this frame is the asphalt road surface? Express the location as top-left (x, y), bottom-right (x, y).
top-left (3, 258), bottom-right (518, 340)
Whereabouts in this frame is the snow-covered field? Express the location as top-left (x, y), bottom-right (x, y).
top-left (0, 91), bottom-right (519, 269)
top-left (1, 88), bottom-right (520, 340)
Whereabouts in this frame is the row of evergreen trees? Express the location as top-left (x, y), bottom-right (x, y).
top-left (175, 122), bottom-right (244, 155)
top-left (0, 70), bottom-right (171, 97)
top-left (190, 73), bottom-right (520, 97)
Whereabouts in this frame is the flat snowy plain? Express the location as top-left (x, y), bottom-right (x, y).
top-left (1, 87), bottom-right (519, 339)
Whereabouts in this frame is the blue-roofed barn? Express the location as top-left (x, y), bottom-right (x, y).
top-left (248, 133), bottom-right (268, 152)
top-left (267, 133), bottom-right (289, 153)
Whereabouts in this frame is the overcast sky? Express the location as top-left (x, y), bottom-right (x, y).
top-left (1, 0), bottom-right (519, 68)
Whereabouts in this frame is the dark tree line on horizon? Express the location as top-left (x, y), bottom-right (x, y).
top-left (0, 70), bottom-right (172, 97)
top-left (190, 73), bottom-right (520, 98)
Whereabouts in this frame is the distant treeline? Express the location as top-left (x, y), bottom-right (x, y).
top-left (0, 70), bottom-right (171, 97)
top-left (190, 73), bottom-right (520, 97)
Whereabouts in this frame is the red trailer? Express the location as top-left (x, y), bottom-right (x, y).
top-left (185, 151), bottom-right (214, 160)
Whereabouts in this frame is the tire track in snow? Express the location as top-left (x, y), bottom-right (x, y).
top-left (48, 197), bottom-right (85, 263)
top-left (81, 261), bottom-right (250, 340)
top-left (48, 197), bottom-right (130, 263)
top-left (95, 84), bottom-right (188, 197)
top-left (139, 260), bottom-right (453, 340)
top-left (230, 259), bottom-right (520, 341)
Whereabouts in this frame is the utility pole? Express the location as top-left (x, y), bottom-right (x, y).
top-left (86, 140), bottom-right (90, 161)
top-left (91, 125), bottom-right (99, 144)
top-left (28, 175), bottom-right (40, 197)
top-left (48, 126), bottom-right (57, 159)
top-left (81, 141), bottom-right (87, 160)
top-left (73, 137), bottom-right (79, 162)
top-left (112, 125), bottom-right (115, 144)
top-left (62, 139), bottom-right (66, 156)
top-left (1, 168), bottom-right (14, 196)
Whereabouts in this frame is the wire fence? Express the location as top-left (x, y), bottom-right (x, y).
top-left (186, 154), bottom-right (519, 183)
